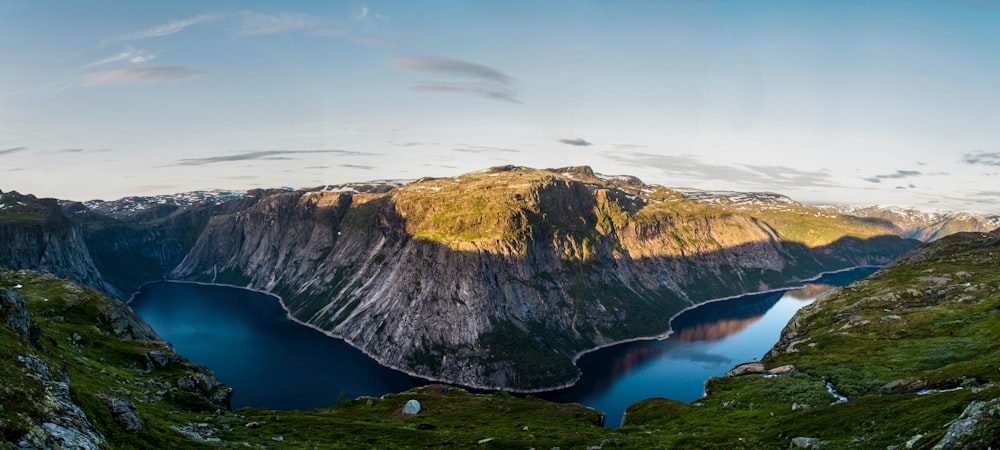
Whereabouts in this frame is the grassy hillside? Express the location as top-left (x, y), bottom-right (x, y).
top-left (624, 230), bottom-right (1000, 449)
top-left (3, 230), bottom-right (999, 448)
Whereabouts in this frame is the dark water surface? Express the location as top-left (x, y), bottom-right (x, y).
top-left (130, 267), bottom-right (877, 421)
top-left (130, 282), bottom-right (424, 409)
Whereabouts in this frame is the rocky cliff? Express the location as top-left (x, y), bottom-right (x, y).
top-left (0, 191), bottom-right (118, 298)
top-left (170, 166), bottom-right (919, 390)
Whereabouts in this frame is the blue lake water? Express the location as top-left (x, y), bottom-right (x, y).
top-left (129, 267), bottom-right (877, 422)
top-left (537, 266), bottom-right (879, 426)
top-left (130, 282), bottom-right (424, 409)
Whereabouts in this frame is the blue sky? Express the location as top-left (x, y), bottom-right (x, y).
top-left (2, 1), bottom-right (999, 211)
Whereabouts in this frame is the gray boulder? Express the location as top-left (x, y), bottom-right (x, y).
top-left (100, 395), bottom-right (141, 432)
top-left (725, 363), bottom-right (765, 377)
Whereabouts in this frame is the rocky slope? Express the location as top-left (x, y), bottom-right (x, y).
top-left (624, 228), bottom-right (1000, 448)
top-left (169, 166), bottom-right (919, 390)
top-left (0, 191), bottom-right (118, 298)
top-left (0, 270), bottom-right (231, 449)
top-left (3, 229), bottom-right (996, 449)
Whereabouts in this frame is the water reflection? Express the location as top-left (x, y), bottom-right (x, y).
top-left (539, 266), bottom-right (879, 427)
top-left (785, 283), bottom-right (837, 300)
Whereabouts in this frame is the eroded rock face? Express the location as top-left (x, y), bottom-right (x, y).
top-left (13, 356), bottom-right (106, 450)
top-left (169, 167), bottom-right (918, 391)
top-left (0, 192), bottom-right (118, 298)
top-left (1, 289), bottom-right (37, 339)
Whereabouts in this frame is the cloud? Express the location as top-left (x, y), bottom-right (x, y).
top-left (111, 13), bottom-right (220, 43)
top-left (0, 146), bottom-right (28, 156)
top-left (962, 151), bottom-right (1000, 166)
top-left (411, 82), bottom-right (519, 103)
top-left (607, 152), bottom-right (840, 190)
top-left (84, 66), bottom-right (206, 85)
top-left (4, 80), bottom-right (75, 97)
top-left (863, 170), bottom-right (922, 183)
top-left (558, 138), bottom-right (592, 147)
top-left (339, 164), bottom-right (376, 170)
top-left (177, 149), bottom-right (365, 166)
top-left (453, 145), bottom-right (520, 154)
top-left (77, 46), bottom-right (158, 71)
top-left (615, 143), bottom-right (649, 149)
top-left (352, 6), bottom-right (370, 22)
top-left (236, 11), bottom-right (327, 36)
top-left (395, 56), bottom-right (519, 103)
top-left (395, 56), bottom-right (511, 84)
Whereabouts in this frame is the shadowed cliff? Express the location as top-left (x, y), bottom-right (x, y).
top-left (168, 166), bottom-right (919, 390)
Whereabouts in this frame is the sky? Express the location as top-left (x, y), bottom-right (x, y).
top-left (2, 1), bottom-right (999, 212)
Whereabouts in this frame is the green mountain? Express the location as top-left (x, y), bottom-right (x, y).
top-left (3, 167), bottom-right (920, 391)
top-left (165, 166), bottom-right (918, 390)
top-left (2, 230), bottom-right (997, 448)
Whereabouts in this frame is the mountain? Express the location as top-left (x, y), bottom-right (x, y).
top-left (0, 191), bottom-right (117, 297)
top-left (166, 165), bottom-right (918, 390)
top-left (2, 230), bottom-right (996, 448)
top-left (624, 228), bottom-right (1000, 448)
top-left (815, 204), bottom-right (1000, 242)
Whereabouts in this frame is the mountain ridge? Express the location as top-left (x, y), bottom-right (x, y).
top-left (165, 165), bottom-right (919, 390)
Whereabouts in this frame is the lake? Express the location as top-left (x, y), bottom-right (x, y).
top-left (537, 266), bottom-right (879, 426)
top-left (129, 266), bottom-right (878, 423)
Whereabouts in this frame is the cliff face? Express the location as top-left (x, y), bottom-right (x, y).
top-left (0, 192), bottom-right (118, 297)
top-left (170, 166), bottom-right (919, 390)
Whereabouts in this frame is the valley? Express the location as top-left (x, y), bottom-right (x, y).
top-left (2, 165), bottom-right (999, 448)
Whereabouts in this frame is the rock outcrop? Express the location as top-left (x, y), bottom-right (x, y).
top-left (0, 191), bottom-right (117, 297)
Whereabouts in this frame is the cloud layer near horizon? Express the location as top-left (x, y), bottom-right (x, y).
top-left (177, 149), bottom-right (367, 166)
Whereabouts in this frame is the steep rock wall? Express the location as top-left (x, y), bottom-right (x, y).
top-left (171, 168), bottom-right (918, 390)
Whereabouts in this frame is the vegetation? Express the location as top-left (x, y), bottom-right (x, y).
top-left (3, 230), bottom-right (1000, 448)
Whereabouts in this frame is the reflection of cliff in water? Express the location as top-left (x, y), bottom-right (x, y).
top-left (670, 291), bottom-right (784, 342)
top-left (785, 283), bottom-right (836, 300)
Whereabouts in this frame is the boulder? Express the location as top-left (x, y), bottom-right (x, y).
top-left (725, 363), bottom-right (765, 377)
top-left (401, 399), bottom-right (421, 415)
top-left (790, 436), bottom-right (820, 448)
top-left (767, 365), bottom-right (799, 375)
top-left (100, 395), bottom-right (141, 432)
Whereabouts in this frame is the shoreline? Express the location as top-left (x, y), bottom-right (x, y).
top-left (566, 264), bottom-right (880, 366)
top-left (130, 264), bottom-right (880, 395)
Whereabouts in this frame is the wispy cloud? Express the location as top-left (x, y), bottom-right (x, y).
top-left (558, 138), bottom-right (592, 147)
top-left (77, 46), bottom-right (158, 71)
top-left (84, 66), bottom-right (206, 85)
top-left (4, 79), bottom-right (75, 97)
top-left (110, 13), bottom-right (221, 43)
top-left (339, 164), bottom-right (376, 170)
top-left (0, 146), bottom-right (29, 156)
top-left (411, 82), bottom-right (519, 103)
top-left (177, 149), bottom-right (366, 166)
top-left (453, 145), bottom-right (520, 154)
top-left (615, 143), bottom-right (649, 149)
top-left (395, 56), bottom-right (519, 103)
top-left (962, 151), bottom-right (1000, 166)
top-left (395, 56), bottom-right (511, 84)
top-left (607, 152), bottom-right (840, 190)
top-left (236, 11), bottom-right (326, 36)
top-left (863, 170), bottom-right (922, 183)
